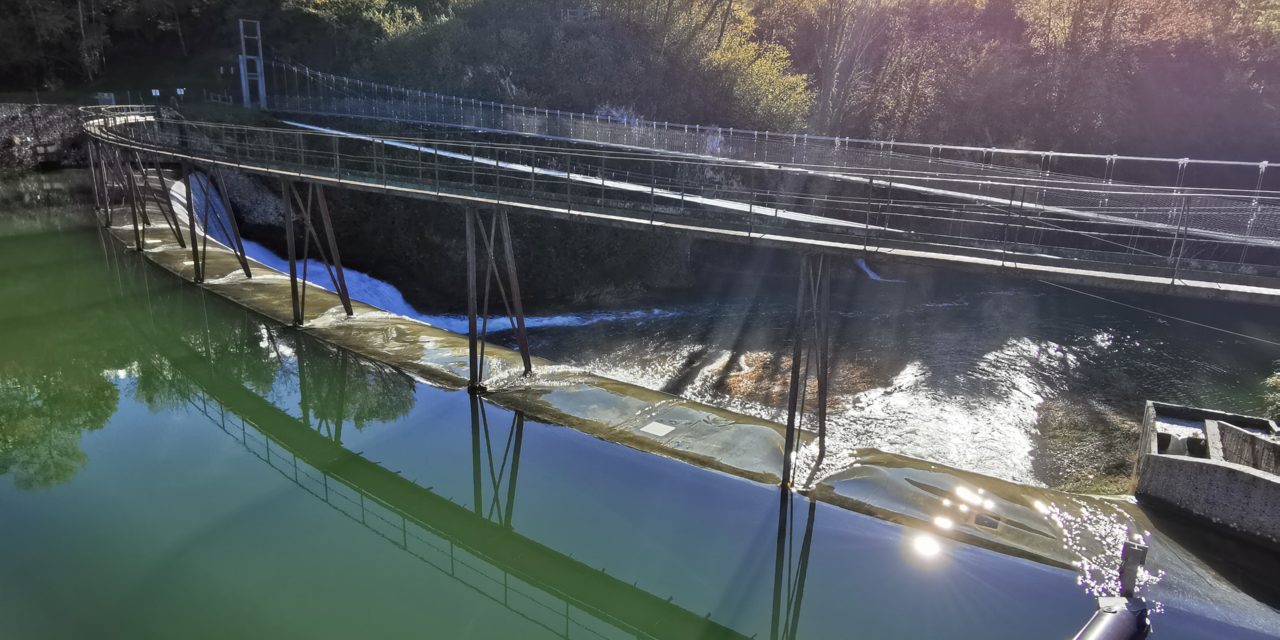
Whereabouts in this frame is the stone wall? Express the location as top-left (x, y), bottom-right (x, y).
top-left (224, 173), bottom-right (699, 310)
top-left (0, 104), bottom-right (84, 174)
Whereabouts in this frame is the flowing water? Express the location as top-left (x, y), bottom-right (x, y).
top-left (522, 265), bottom-right (1280, 488)
top-left (3, 172), bottom-right (1278, 638)
top-left (211, 178), bottom-right (1280, 489)
top-left (192, 167), bottom-right (1279, 489)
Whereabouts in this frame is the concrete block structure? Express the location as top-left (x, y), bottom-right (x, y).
top-left (1135, 401), bottom-right (1280, 547)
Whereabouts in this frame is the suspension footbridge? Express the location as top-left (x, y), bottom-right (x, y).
top-left (80, 59), bottom-right (1280, 489)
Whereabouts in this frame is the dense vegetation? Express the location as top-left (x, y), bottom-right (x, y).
top-left (2, 0), bottom-right (1278, 155)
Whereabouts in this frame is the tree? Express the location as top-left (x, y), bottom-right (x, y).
top-left (808, 0), bottom-right (886, 134)
top-left (1265, 369), bottom-right (1280, 420)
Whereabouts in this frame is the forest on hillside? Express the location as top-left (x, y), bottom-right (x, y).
top-left (2, 0), bottom-right (1278, 160)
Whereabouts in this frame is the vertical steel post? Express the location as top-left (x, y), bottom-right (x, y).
top-left (809, 256), bottom-right (831, 487)
top-left (498, 209), bottom-right (532, 376)
top-left (782, 259), bottom-right (807, 488)
top-left (97, 141), bottom-right (113, 226)
top-left (281, 178), bottom-right (303, 325)
top-left (182, 164), bottom-right (203, 282)
top-left (314, 185), bottom-right (354, 315)
top-left (123, 153), bottom-right (145, 250)
top-left (782, 254), bottom-right (832, 488)
top-left (87, 141), bottom-right (103, 213)
top-left (465, 207), bottom-right (481, 391)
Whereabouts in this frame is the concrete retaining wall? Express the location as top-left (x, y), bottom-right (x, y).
top-left (1135, 401), bottom-right (1280, 547)
top-left (1136, 453), bottom-right (1280, 546)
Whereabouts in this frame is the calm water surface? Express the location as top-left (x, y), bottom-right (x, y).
top-left (0, 174), bottom-right (1275, 638)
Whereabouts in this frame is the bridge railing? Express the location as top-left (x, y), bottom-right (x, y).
top-left (263, 61), bottom-right (1280, 247)
top-left (83, 105), bottom-right (1280, 291)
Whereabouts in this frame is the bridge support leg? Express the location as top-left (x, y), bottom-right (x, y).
top-left (464, 206), bottom-right (533, 392)
top-left (210, 167), bottom-right (254, 279)
top-left (466, 208), bottom-right (480, 390)
top-left (182, 164), bottom-right (204, 283)
top-left (100, 142), bottom-right (130, 229)
top-left (121, 151), bottom-right (146, 251)
top-left (282, 178), bottom-right (303, 325)
top-left (135, 151), bottom-right (185, 248)
top-left (94, 141), bottom-right (114, 227)
top-left (179, 164), bottom-right (255, 283)
top-left (124, 153), bottom-right (153, 229)
top-left (781, 253), bottom-right (831, 488)
top-left (87, 141), bottom-right (104, 218)
top-left (280, 180), bottom-right (353, 325)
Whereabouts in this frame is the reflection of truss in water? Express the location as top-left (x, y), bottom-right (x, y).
top-left (102, 213), bottom-right (822, 640)
top-left (769, 490), bottom-right (816, 640)
top-left (182, 380), bottom-right (824, 640)
top-left (183, 391), bottom-right (621, 640)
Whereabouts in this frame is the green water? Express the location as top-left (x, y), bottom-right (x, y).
top-left (0, 174), bottom-right (1274, 639)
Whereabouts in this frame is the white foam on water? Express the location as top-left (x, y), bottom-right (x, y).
top-left (790, 338), bottom-right (1078, 486)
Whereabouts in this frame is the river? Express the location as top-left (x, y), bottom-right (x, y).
top-left (2, 171), bottom-right (1278, 638)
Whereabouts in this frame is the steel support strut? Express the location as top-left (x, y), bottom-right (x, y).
top-left (210, 167), bottom-right (254, 279)
top-left (182, 164), bottom-right (204, 282)
top-left (282, 178), bottom-right (302, 325)
top-left (464, 206), bottom-right (533, 392)
top-left (135, 152), bottom-right (186, 248)
top-left (280, 179), bottom-right (353, 325)
top-left (781, 253), bottom-right (832, 488)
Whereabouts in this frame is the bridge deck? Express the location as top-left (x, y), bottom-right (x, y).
top-left (84, 107), bottom-right (1280, 305)
top-left (264, 61), bottom-right (1280, 249)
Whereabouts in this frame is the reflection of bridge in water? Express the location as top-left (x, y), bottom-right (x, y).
top-left (106, 237), bottom-right (816, 640)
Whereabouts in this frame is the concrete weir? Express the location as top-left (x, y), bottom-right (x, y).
top-left (103, 205), bottom-right (802, 486)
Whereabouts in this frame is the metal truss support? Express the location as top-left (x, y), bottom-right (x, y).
top-left (86, 140), bottom-right (105, 217)
top-left (182, 164), bottom-right (205, 282)
top-left (122, 153), bottom-right (153, 230)
top-left (176, 163), bottom-right (255, 284)
top-left (209, 167), bottom-right (255, 279)
top-left (108, 146), bottom-right (145, 251)
top-left (95, 141), bottom-right (129, 229)
top-left (280, 179), bottom-right (354, 325)
top-left (469, 394), bottom-right (525, 529)
top-left (782, 253), bottom-right (831, 488)
top-left (464, 206), bottom-right (533, 392)
top-left (769, 487), bottom-right (816, 640)
top-left (135, 152), bottom-right (186, 249)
